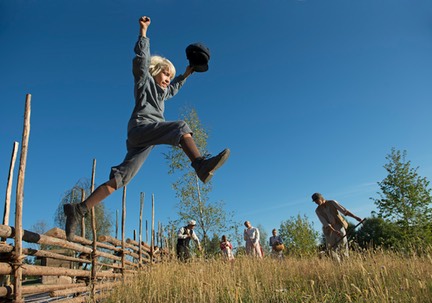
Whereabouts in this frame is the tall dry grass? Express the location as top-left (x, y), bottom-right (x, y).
top-left (105, 250), bottom-right (432, 303)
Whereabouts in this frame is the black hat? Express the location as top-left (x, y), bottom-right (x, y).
top-left (311, 193), bottom-right (323, 201)
top-left (186, 43), bottom-right (210, 72)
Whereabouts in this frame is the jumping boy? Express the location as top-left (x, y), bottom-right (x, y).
top-left (64, 16), bottom-right (230, 241)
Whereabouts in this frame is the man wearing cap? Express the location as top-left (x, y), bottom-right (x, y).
top-left (311, 193), bottom-right (363, 262)
top-left (177, 220), bottom-right (201, 262)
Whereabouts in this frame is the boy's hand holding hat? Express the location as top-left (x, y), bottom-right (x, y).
top-left (186, 43), bottom-right (210, 72)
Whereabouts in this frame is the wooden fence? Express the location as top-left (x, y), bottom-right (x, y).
top-left (1, 94), bottom-right (168, 302)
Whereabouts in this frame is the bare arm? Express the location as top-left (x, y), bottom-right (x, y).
top-left (332, 200), bottom-right (363, 223)
top-left (346, 210), bottom-right (363, 222)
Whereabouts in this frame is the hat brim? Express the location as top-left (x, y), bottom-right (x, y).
top-left (192, 64), bottom-right (208, 73)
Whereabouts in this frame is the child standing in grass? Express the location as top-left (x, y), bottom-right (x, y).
top-left (220, 235), bottom-right (235, 261)
top-left (63, 16), bottom-right (230, 241)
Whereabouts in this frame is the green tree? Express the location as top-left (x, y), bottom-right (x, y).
top-left (279, 214), bottom-right (319, 256)
top-left (164, 107), bottom-right (237, 255)
top-left (205, 233), bottom-right (222, 257)
top-left (256, 224), bottom-right (269, 255)
top-left (164, 218), bottom-right (182, 259)
top-left (228, 221), bottom-right (244, 250)
top-left (371, 148), bottom-right (432, 249)
top-left (30, 220), bottom-right (50, 250)
top-left (54, 178), bottom-right (113, 240)
top-left (355, 215), bottom-right (401, 249)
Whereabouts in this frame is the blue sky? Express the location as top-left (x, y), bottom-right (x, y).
top-left (1, 0), bottom-right (432, 245)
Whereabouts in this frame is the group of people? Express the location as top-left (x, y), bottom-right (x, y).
top-left (175, 220), bottom-right (284, 262)
top-left (174, 220), bottom-right (263, 262)
top-left (61, 16), bottom-right (364, 264)
top-left (176, 192), bottom-right (363, 263)
top-left (243, 221), bottom-right (284, 260)
top-left (175, 220), bottom-right (235, 262)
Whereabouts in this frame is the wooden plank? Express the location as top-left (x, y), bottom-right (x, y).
top-left (0, 283), bottom-right (85, 297)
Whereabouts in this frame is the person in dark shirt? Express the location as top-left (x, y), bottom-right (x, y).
top-left (177, 220), bottom-right (201, 262)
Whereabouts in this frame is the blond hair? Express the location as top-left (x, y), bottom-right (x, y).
top-left (149, 55), bottom-right (176, 79)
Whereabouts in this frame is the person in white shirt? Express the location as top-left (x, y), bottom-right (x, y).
top-left (177, 220), bottom-right (201, 262)
top-left (243, 221), bottom-right (263, 258)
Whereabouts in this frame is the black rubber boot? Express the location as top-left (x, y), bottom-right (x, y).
top-left (191, 148), bottom-right (230, 183)
top-left (64, 203), bottom-right (88, 241)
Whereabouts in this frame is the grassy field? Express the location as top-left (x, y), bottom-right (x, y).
top-left (105, 250), bottom-right (432, 303)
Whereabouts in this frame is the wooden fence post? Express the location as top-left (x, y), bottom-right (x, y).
top-left (1, 137), bottom-right (19, 288)
top-left (139, 193), bottom-right (144, 268)
top-left (90, 159), bottom-right (96, 193)
top-left (80, 188), bottom-right (86, 238)
top-left (151, 194), bottom-right (155, 263)
top-left (13, 94), bottom-right (31, 303)
top-left (121, 187), bottom-right (126, 278)
top-left (115, 210), bottom-right (118, 239)
top-left (90, 207), bottom-right (97, 301)
top-left (2, 141), bottom-right (19, 241)
top-left (90, 158), bottom-right (97, 302)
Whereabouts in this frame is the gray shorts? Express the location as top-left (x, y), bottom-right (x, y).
top-left (110, 120), bottom-right (192, 189)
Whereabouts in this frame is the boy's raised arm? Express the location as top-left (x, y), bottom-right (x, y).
top-left (139, 16), bottom-right (150, 37)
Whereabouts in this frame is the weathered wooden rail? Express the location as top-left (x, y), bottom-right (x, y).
top-left (1, 94), bottom-right (167, 302)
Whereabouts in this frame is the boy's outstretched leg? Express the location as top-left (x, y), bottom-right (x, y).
top-left (179, 134), bottom-right (201, 161)
top-left (64, 179), bottom-right (116, 241)
top-left (180, 134), bottom-right (230, 183)
top-left (192, 149), bottom-right (230, 183)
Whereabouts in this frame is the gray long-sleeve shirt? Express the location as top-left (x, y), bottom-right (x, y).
top-left (127, 36), bottom-right (187, 132)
